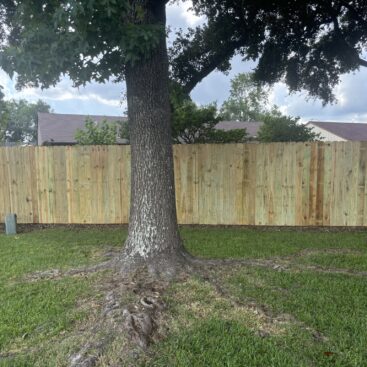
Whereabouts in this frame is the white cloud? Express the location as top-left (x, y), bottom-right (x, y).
top-left (0, 70), bottom-right (126, 115)
top-left (180, 2), bottom-right (204, 27)
top-left (166, 1), bottom-right (204, 30)
top-left (270, 68), bottom-right (367, 123)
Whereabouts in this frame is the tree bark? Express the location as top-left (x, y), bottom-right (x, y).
top-left (119, 2), bottom-right (189, 277)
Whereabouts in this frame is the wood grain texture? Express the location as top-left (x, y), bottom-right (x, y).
top-left (0, 142), bottom-right (366, 226)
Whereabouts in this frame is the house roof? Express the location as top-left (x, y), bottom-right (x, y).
top-left (306, 121), bottom-right (367, 141)
top-left (215, 121), bottom-right (263, 138)
top-left (37, 112), bottom-right (127, 145)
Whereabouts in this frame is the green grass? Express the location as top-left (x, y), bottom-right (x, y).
top-left (0, 227), bottom-right (125, 281)
top-left (0, 226), bottom-right (367, 366)
top-left (296, 252), bottom-right (367, 272)
top-left (145, 319), bottom-right (307, 367)
top-left (181, 227), bottom-right (367, 259)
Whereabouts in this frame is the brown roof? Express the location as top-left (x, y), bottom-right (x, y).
top-left (215, 121), bottom-right (263, 138)
top-left (307, 121), bottom-right (367, 141)
top-left (37, 112), bottom-right (127, 145)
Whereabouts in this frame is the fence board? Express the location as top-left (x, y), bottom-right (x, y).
top-left (0, 142), bottom-right (366, 226)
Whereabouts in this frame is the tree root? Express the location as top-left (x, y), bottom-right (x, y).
top-left (68, 248), bottom-right (361, 365)
top-left (68, 268), bottom-right (177, 367)
top-left (23, 261), bottom-right (115, 282)
top-left (190, 250), bottom-right (367, 277)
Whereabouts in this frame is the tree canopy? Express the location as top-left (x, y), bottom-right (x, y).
top-left (257, 109), bottom-right (322, 142)
top-left (0, 1), bottom-right (164, 89)
top-left (1, 1), bottom-right (366, 102)
top-left (172, 100), bottom-right (248, 144)
top-left (75, 118), bottom-right (118, 145)
top-left (3, 99), bottom-right (50, 144)
top-left (171, 0), bottom-right (367, 103)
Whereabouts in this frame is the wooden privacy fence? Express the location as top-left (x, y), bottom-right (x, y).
top-left (0, 142), bottom-right (366, 226)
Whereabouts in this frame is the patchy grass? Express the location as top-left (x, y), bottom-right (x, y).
top-left (224, 268), bottom-right (367, 367)
top-left (0, 226), bottom-right (367, 366)
top-left (0, 228), bottom-right (124, 366)
top-left (143, 267), bottom-right (367, 367)
top-left (144, 227), bottom-right (367, 367)
top-left (0, 227), bottom-right (125, 281)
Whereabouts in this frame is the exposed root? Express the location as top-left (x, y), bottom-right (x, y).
top-left (67, 248), bottom-right (359, 364)
top-left (117, 248), bottom-right (194, 280)
top-left (190, 248), bottom-right (367, 278)
top-left (293, 264), bottom-right (367, 277)
top-left (67, 268), bottom-right (184, 367)
top-left (288, 247), bottom-right (364, 258)
top-left (24, 261), bottom-right (115, 282)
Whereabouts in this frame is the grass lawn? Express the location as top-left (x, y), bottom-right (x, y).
top-left (0, 226), bottom-right (366, 366)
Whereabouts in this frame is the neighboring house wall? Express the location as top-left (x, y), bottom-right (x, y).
top-left (37, 112), bottom-right (127, 145)
top-left (307, 123), bottom-right (346, 142)
top-left (215, 121), bottom-right (263, 140)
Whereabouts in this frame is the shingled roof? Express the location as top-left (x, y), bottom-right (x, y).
top-left (214, 121), bottom-right (263, 138)
top-left (37, 112), bottom-right (127, 145)
top-left (307, 121), bottom-right (367, 141)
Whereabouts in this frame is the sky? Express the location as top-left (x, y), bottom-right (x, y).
top-left (0, 2), bottom-right (367, 123)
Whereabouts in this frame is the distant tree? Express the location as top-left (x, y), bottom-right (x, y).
top-left (5, 99), bottom-right (50, 144)
top-left (258, 109), bottom-right (322, 142)
top-left (118, 120), bottom-right (130, 142)
top-left (172, 100), bottom-right (247, 144)
top-left (75, 118), bottom-right (119, 145)
top-left (220, 73), bottom-right (269, 121)
top-left (0, 86), bottom-right (7, 142)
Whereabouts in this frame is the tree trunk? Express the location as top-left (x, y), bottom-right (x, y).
top-left (119, 2), bottom-right (189, 276)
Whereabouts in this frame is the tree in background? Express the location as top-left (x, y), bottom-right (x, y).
top-left (257, 108), bottom-right (322, 142)
top-left (220, 73), bottom-right (269, 121)
top-left (118, 120), bottom-right (130, 142)
top-left (172, 100), bottom-right (247, 144)
top-left (4, 99), bottom-right (50, 144)
top-left (1, 0), bottom-right (367, 275)
top-left (220, 72), bottom-right (321, 142)
top-left (0, 86), bottom-right (7, 142)
top-left (75, 118), bottom-right (119, 145)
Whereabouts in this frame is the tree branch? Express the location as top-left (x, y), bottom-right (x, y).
top-left (339, 0), bottom-right (367, 28)
top-left (329, 5), bottom-right (367, 69)
top-left (359, 57), bottom-right (367, 67)
top-left (181, 40), bottom-right (244, 94)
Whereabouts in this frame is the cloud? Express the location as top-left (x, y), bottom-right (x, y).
top-left (166, 1), bottom-right (204, 30)
top-left (270, 68), bottom-right (367, 122)
top-left (0, 70), bottom-right (126, 115)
